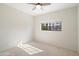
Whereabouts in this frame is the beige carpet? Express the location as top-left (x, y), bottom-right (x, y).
top-left (17, 43), bottom-right (43, 55)
top-left (0, 41), bottom-right (79, 56)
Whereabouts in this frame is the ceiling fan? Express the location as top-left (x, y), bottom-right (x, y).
top-left (28, 3), bottom-right (51, 10)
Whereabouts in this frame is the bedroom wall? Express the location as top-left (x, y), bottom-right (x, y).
top-left (0, 4), bottom-right (34, 51)
top-left (78, 5), bottom-right (79, 52)
top-left (34, 6), bottom-right (77, 51)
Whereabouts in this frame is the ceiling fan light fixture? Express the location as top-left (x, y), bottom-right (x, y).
top-left (28, 3), bottom-right (51, 11)
top-left (36, 5), bottom-right (41, 9)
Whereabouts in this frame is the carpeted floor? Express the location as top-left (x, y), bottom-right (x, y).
top-left (0, 41), bottom-right (79, 56)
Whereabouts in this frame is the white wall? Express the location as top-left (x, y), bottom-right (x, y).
top-left (77, 4), bottom-right (79, 53)
top-left (0, 4), bottom-right (34, 51)
top-left (34, 7), bottom-right (77, 51)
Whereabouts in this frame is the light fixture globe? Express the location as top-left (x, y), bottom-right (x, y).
top-left (36, 5), bottom-right (41, 9)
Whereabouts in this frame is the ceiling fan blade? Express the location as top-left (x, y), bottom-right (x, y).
top-left (28, 3), bottom-right (37, 5)
top-left (32, 7), bottom-right (36, 10)
top-left (41, 3), bottom-right (51, 6)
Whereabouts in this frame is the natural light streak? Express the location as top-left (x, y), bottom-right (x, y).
top-left (17, 42), bottom-right (43, 55)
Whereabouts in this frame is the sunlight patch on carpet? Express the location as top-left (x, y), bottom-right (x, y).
top-left (17, 43), bottom-right (43, 55)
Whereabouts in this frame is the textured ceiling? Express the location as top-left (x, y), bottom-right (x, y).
top-left (5, 3), bottom-right (78, 16)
